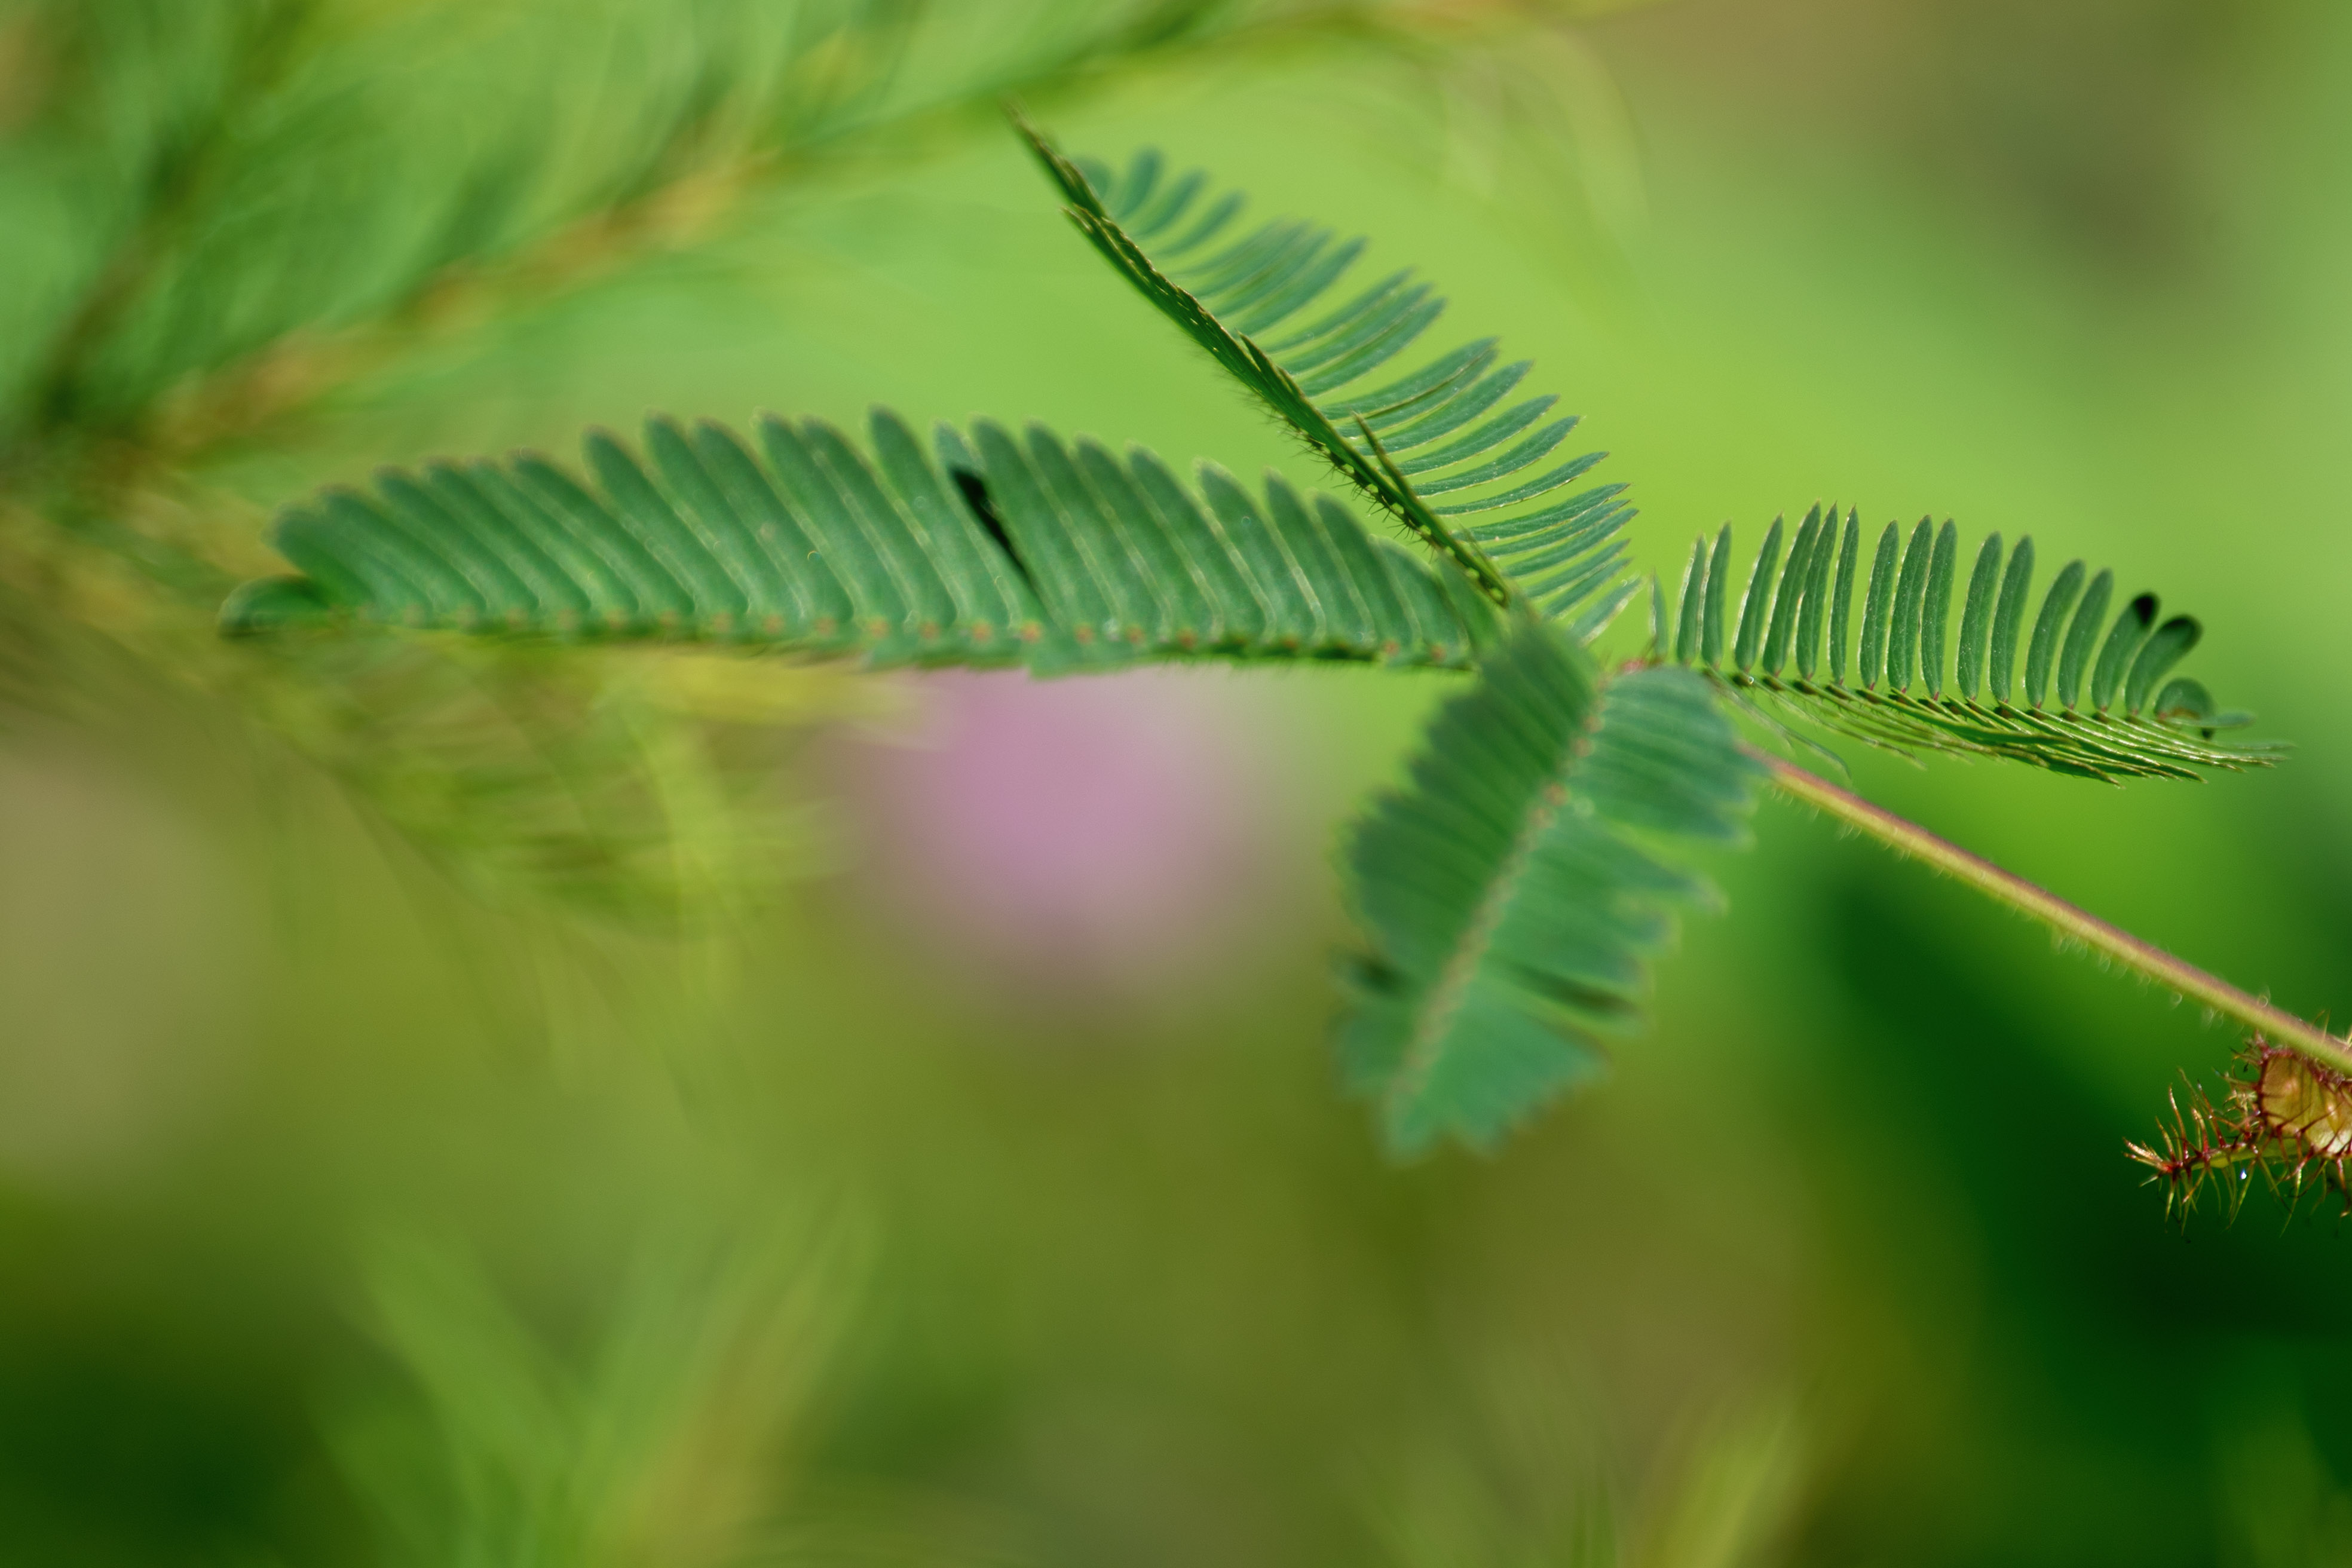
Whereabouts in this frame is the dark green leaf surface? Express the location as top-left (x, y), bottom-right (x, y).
top-left (1016, 119), bottom-right (1635, 636)
top-left (1955, 533), bottom-right (2004, 700)
top-left (1662, 517), bottom-right (2282, 780)
top-left (1337, 624), bottom-right (1760, 1154)
top-left (1858, 523), bottom-right (1899, 689)
top-left (220, 409), bottom-right (1492, 673)
top-left (1731, 516), bottom-right (1783, 673)
top-left (1760, 508), bottom-right (1819, 676)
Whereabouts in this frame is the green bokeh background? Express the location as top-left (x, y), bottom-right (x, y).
top-left (4, 1), bottom-right (2351, 1563)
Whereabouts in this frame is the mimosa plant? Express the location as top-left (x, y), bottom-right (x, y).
top-left (217, 113), bottom-right (2342, 1210)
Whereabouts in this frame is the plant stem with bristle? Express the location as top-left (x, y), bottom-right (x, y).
top-left (1753, 748), bottom-right (2352, 1076)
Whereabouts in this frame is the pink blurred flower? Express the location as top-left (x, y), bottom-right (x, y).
top-left (837, 668), bottom-right (1290, 997)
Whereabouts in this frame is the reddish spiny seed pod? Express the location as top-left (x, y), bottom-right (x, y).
top-left (2129, 1036), bottom-right (2352, 1224)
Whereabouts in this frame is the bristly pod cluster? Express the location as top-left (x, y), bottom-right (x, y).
top-left (2128, 1037), bottom-right (2352, 1223)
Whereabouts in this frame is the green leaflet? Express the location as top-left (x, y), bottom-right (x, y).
top-left (1337, 624), bottom-right (1760, 1155)
top-left (1730, 515), bottom-right (1785, 672)
top-left (1664, 517), bottom-right (2283, 781)
top-left (219, 409), bottom-right (1493, 673)
top-left (1016, 118), bottom-right (1635, 637)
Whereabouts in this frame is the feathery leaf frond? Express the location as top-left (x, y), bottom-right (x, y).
top-left (219, 408), bottom-right (1496, 673)
top-left (1337, 624), bottom-right (1760, 1155)
top-left (1016, 118), bottom-right (1636, 636)
top-left (1656, 509), bottom-right (2283, 781)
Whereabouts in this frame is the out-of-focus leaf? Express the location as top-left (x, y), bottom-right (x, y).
top-left (1338, 623), bottom-right (1757, 1154)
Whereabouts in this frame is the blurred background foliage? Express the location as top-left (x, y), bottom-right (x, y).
top-left (2, 0), bottom-right (2351, 1563)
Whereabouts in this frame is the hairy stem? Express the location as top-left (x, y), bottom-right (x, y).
top-left (1754, 749), bottom-right (2352, 1074)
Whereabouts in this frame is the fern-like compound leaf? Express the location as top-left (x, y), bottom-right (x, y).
top-left (219, 409), bottom-right (1498, 673)
top-left (1664, 510), bottom-right (2282, 780)
top-left (1018, 118), bottom-right (1636, 638)
top-left (1337, 623), bottom-right (1760, 1155)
